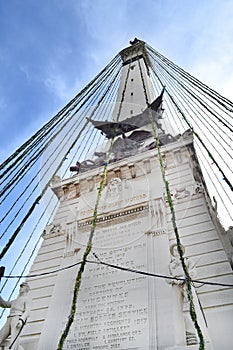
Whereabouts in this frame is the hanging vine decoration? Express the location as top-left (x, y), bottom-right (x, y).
top-left (137, 57), bottom-right (205, 349)
top-left (57, 52), bottom-right (133, 350)
top-left (57, 160), bottom-right (108, 350)
top-left (153, 123), bottom-right (205, 350)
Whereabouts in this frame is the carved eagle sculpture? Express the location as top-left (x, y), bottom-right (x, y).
top-left (87, 88), bottom-right (165, 139)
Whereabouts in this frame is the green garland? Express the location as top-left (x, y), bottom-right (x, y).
top-left (137, 57), bottom-right (205, 349)
top-left (155, 115), bottom-right (205, 349)
top-left (152, 113), bottom-right (205, 350)
top-left (57, 162), bottom-right (108, 349)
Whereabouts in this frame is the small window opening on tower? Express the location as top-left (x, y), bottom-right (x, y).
top-left (131, 78), bottom-right (134, 82)
top-left (130, 110), bottom-right (133, 115)
top-left (131, 92), bottom-right (133, 96)
top-left (130, 65), bottom-right (135, 70)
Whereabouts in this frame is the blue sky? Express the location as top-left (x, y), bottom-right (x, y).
top-left (0, 0), bottom-right (233, 162)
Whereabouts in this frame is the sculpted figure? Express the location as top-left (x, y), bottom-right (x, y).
top-left (93, 152), bottom-right (106, 166)
top-left (112, 136), bottom-right (138, 160)
top-left (0, 282), bottom-right (30, 350)
top-left (168, 244), bottom-right (199, 346)
top-left (168, 244), bottom-right (210, 347)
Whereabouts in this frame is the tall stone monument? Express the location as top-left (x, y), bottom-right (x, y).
top-left (15, 40), bottom-right (233, 350)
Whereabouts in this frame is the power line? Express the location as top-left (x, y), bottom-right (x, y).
top-left (2, 258), bottom-right (233, 289)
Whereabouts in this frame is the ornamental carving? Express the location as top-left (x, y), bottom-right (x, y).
top-left (64, 222), bottom-right (81, 257)
top-left (145, 229), bottom-right (166, 236)
top-left (78, 204), bottom-right (149, 230)
top-left (148, 198), bottom-right (167, 234)
top-left (43, 222), bottom-right (65, 238)
top-left (106, 177), bottom-right (122, 197)
top-left (193, 181), bottom-right (204, 194)
top-left (174, 186), bottom-right (190, 200)
top-left (51, 175), bottom-right (62, 185)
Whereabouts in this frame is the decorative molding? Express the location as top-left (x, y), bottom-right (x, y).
top-left (149, 198), bottom-right (167, 233)
top-left (51, 175), bottom-right (62, 185)
top-left (128, 164), bottom-right (136, 178)
top-left (173, 149), bottom-right (183, 164)
top-left (186, 331), bottom-right (198, 346)
top-left (145, 229), bottom-right (166, 236)
top-left (87, 177), bottom-right (95, 192)
top-left (64, 247), bottom-right (81, 258)
top-left (162, 154), bottom-right (167, 169)
top-left (114, 168), bottom-right (121, 179)
top-left (64, 222), bottom-right (81, 257)
top-left (143, 159), bottom-right (151, 174)
top-left (43, 223), bottom-right (65, 239)
top-left (74, 183), bottom-right (80, 197)
top-left (62, 186), bottom-right (69, 200)
top-left (174, 187), bottom-right (191, 200)
top-left (78, 204), bottom-right (149, 229)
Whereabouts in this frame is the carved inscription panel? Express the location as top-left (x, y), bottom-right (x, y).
top-left (64, 217), bottom-right (150, 349)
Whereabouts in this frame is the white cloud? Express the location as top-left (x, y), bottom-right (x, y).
top-left (76, 0), bottom-right (129, 61)
top-left (183, 2), bottom-right (233, 100)
top-left (192, 59), bottom-right (233, 101)
top-left (19, 64), bottom-right (32, 83)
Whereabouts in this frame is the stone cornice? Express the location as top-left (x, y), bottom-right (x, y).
top-left (119, 40), bottom-right (151, 70)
